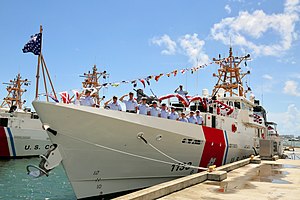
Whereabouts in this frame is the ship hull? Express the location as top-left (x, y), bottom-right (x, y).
top-left (0, 126), bottom-right (51, 158)
top-left (33, 101), bottom-right (256, 199)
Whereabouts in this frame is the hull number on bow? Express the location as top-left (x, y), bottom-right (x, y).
top-left (171, 162), bottom-right (192, 172)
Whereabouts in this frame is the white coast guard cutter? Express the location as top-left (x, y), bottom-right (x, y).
top-left (32, 48), bottom-right (272, 199)
top-left (0, 74), bottom-right (52, 158)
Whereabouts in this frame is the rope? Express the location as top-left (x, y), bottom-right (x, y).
top-left (139, 135), bottom-right (208, 170)
top-left (59, 132), bottom-right (208, 171)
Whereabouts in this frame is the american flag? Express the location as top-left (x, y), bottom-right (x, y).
top-left (22, 33), bottom-right (42, 55)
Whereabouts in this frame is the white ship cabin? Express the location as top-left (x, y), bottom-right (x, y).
top-left (173, 88), bottom-right (268, 138)
top-left (0, 106), bottom-right (42, 130)
top-left (266, 122), bottom-right (279, 138)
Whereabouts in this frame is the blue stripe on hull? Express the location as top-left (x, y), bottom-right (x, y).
top-left (223, 131), bottom-right (229, 165)
top-left (6, 128), bottom-right (16, 157)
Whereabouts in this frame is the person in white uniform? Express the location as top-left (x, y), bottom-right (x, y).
top-left (174, 85), bottom-right (188, 96)
top-left (104, 96), bottom-right (122, 111)
top-left (187, 111), bottom-right (198, 124)
top-left (160, 103), bottom-right (169, 118)
top-left (79, 90), bottom-right (96, 107)
top-left (178, 112), bottom-right (188, 123)
top-left (148, 101), bottom-right (161, 117)
top-left (120, 92), bottom-right (138, 113)
top-left (195, 110), bottom-right (204, 125)
top-left (138, 97), bottom-right (149, 115)
top-left (168, 106), bottom-right (179, 120)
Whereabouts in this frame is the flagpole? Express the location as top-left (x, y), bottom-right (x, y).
top-left (35, 25), bottom-right (43, 99)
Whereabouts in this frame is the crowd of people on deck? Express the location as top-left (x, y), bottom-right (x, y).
top-left (74, 85), bottom-right (203, 125)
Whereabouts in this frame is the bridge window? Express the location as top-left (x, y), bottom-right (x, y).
top-left (0, 118), bottom-right (8, 127)
top-left (234, 102), bottom-right (240, 109)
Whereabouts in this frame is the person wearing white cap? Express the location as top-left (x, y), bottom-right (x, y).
top-left (120, 92), bottom-right (138, 113)
top-left (160, 103), bottom-right (169, 118)
top-left (104, 96), bottom-right (122, 111)
top-left (138, 97), bottom-right (149, 115)
top-left (178, 112), bottom-right (188, 123)
top-left (195, 110), bottom-right (204, 125)
top-left (174, 85), bottom-right (188, 96)
top-left (79, 90), bottom-right (96, 107)
top-left (168, 106), bottom-right (179, 120)
top-left (187, 111), bottom-right (197, 124)
top-left (148, 101), bottom-right (161, 117)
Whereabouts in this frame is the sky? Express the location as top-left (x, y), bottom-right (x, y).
top-left (0, 0), bottom-right (299, 136)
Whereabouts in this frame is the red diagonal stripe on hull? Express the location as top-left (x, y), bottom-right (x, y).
top-left (199, 126), bottom-right (226, 171)
top-left (0, 126), bottom-right (10, 157)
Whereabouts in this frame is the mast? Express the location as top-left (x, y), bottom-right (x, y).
top-left (212, 47), bottom-right (251, 98)
top-left (0, 74), bottom-right (30, 109)
top-left (35, 25), bottom-right (43, 100)
top-left (23, 26), bottom-right (58, 102)
top-left (81, 65), bottom-right (108, 104)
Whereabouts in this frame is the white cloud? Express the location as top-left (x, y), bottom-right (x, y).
top-left (263, 74), bottom-right (273, 80)
top-left (268, 104), bottom-right (300, 136)
top-left (283, 80), bottom-right (300, 96)
top-left (151, 33), bottom-right (210, 65)
top-left (151, 34), bottom-right (177, 55)
top-left (225, 5), bottom-right (232, 14)
top-left (211, 0), bottom-right (300, 56)
top-left (277, 56), bottom-right (297, 64)
top-left (285, 0), bottom-right (300, 13)
top-left (178, 34), bottom-right (210, 65)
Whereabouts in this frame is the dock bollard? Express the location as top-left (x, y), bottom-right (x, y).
top-left (250, 155), bottom-right (261, 164)
top-left (207, 165), bottom-right (216, 172)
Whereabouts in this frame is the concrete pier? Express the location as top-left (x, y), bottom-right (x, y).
top-left (160, 159), bottom-right (300, 200)
top-left (115, 154), bottom-right (300, 200)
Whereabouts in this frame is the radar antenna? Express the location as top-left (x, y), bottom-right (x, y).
top-left (212, 47), bottom-right (251, 97)
top-left (1, 74), bottom-right (30, 109)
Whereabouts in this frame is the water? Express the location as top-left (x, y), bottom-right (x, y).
top-left (282, 140), bottom-right (300, 148)
top-left (0, 158), bottom-right (76, 200)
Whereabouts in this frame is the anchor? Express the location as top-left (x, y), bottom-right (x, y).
top-left (26, 143), bottom-right (62, 178)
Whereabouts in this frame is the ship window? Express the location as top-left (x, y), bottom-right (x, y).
top-left (31, 113), bottom-right (39, 119)
top-left (229, 101), bottom-right (233, 106)
top-left (212, 115), bottom-right (216, 128)
top-left (8, 105), bottom-right (17, 113)
top-left (234, 102), bottom-right (240, 109)
top-left (0, 118), bottom-right (8, 127)
top-left (241, 103), bottom-right (245, 109)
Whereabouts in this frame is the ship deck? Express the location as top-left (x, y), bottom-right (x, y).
top-left (115, 149), bottom-right (300, 200)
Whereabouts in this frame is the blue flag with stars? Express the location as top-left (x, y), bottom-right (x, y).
top-left (22, 33), bottom-right (42, 55)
